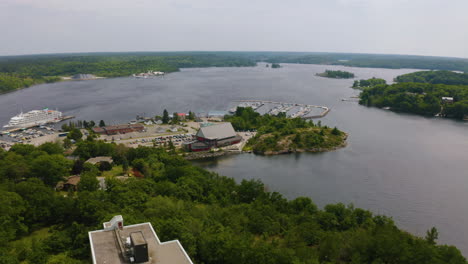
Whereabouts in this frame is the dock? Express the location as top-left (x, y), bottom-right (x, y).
top-left (232, 100), bottom-right (330, 119)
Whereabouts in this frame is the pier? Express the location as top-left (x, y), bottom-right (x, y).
top-left (232, 100), bottom-right (330, 119)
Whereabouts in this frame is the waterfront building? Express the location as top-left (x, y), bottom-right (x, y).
top-left (184, 123), bottom-right (241, 152)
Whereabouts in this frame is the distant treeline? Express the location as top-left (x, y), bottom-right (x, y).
top-left (263, 52), bottom-right (468, 72)
top-left (0, 52), bottom-right (257, 94)
top-left (2, 51), bottom-right (468, 94)
top-left (395, 70), bottom-right (468, 85)
top-left (359, 71), bottom-right (468, 119)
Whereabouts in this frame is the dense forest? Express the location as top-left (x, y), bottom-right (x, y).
top-left (395, 70), bottom-right (468, 85)
top-left (263, 52), bottom-right (468, 72)
top-left (316, 70), bottom-right (355, 79)
top-left (1, 52), bottom-right (468, 94)
top-left (352, 78), bottom-right (387, 89)
top-left (359, 82), bottom-right (468, 119)
top-left (0, 139), bottom-right (466, 264)
top-left (225, 107), bottom-right (346, 154)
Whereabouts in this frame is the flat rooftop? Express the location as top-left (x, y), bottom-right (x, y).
top-left (89, 222), bottom-right (192, 264)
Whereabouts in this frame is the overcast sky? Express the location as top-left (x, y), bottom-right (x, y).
top-left (1, 0), bottom-right (467, 58)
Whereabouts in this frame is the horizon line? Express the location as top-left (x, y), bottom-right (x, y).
top-left (1, 50), bottom-right (468, 60)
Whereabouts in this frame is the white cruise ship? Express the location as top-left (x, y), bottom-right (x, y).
top-left (3, 109), bottom-right (63, 128)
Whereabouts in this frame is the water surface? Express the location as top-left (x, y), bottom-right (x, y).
top-left (0, 64), bottom-right (467, 254)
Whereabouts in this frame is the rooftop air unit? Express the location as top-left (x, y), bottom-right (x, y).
top-left (129, 231), bottom-right (149, 263)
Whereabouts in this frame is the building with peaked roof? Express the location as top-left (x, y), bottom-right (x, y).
top-left (185, 123), bottom-right (241, 152)
top-left (56, 175), bottom-right (81, 191)
top-left (89, 215), bottom-right (193, 264)
top-left (93, 124), bottom-right (144, 135)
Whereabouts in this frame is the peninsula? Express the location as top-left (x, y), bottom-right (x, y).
top-left (358, 71), bottom-right (468, 120)
top-left (225, 107), bottom-right (347, 155)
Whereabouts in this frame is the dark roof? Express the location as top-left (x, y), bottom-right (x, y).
top-left (196, 123), bottom-right (236, 140)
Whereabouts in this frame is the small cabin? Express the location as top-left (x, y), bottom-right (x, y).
top-left (442, 97), bottom-right (454, 103)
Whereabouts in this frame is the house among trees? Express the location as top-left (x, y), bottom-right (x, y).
top-left (85, 156), bottom-right (114, 165)
top-left (184, 123), bottom-right (241, 152)
top-left (88, 215), bottom-right (193, 264)
top-left (176, 113), bottom-right (186, 120)
top-left (442, 97), bottom-right (454, 103)
top-left (56, 175), bottom-right (81, 191)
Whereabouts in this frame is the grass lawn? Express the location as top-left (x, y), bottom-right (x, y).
top-left (100, 165), bottom-right (125, 178)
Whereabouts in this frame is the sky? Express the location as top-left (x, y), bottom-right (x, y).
top-left (1, 0), bottom-right (467, 58)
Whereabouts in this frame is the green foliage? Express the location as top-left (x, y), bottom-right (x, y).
top-left (396, 70), bottom-right (468, 85)
top-left (63, 138), bottom-right (72, 149)
top-left (359, 81), bottom-right (468, 119)
top-left (0, 141), bottom-right (466, 263)
top-left (162, 109), bottom-right (170, 124)
top-left (271, 63), bottom-right (281, 68)
top-left (426, 227), bottom-right (439, 245)
top-left (172, 112), bottom-right (180, 124)
top-left (264, 52), bottom-right (468, 72)
top-left (0, 190), bottom-right (27, 244)
top-left (317, 70), bottom-right (355, 79)
top-left (188, 111), bottom-right (196, 120)
top-left (67, 128), bottom-right (83, 142)
top-left (78, 172), bottom-right (99, 192)
top-left (38, 142), bottom-right (64, 155)
top-left (98, 120), bottom-right (106, 127)
top-left (225, 107), bottom-right (346, 154)
top-left (30, 154), bottom-right (71, 186)
top-left (353, 77), bottom-right (387, 89)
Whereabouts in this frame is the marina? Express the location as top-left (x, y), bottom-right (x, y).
top-left (229, 100), bottom-right (330, 119)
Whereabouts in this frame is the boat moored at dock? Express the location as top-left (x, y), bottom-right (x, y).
top-left (2, 109), bottom-right (75, 133)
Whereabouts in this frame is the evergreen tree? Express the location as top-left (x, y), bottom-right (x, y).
top-left (99, 120), bottom-right (106, 127)
top-left (172, 112), bottom-right (179, 124)
top-left (162, 109), bottom-right (169, 124)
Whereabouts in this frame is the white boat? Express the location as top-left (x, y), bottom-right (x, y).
top-left (3, 109), bottom-right (63, 129)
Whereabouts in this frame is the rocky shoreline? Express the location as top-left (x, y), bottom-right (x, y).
top-left (255, 134), bottom-right (348, 156)
top-left (184, 150), bottom-right (241, 160)
top-left (185, 135), bottom-right (348, 159)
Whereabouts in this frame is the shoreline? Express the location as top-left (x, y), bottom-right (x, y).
top-left (255, 134), bottom-right (348, 155)
top-left (186, 134), bottom-right (348, 160)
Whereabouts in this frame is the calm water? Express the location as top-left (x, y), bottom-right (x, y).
top-left (1, 64), bottom-right (467, 254)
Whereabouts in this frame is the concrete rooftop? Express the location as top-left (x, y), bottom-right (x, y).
top-left (89, 222), bottom-right (192, 264)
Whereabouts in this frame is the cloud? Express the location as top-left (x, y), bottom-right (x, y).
top-left (0, 0), bottom-right (467, 57)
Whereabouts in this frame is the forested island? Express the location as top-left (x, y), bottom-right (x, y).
top-left (358, 71), bottom-right (468, 119)
top-left (271, 63), bottom-right (281, 68)
top-left (316, 70), bottom-right (355, 79)
top-left (225, 107), bottom-right (347, 155)
top-left (2, 51), bottom-right (468, 94)
top-left (0, 139), bottom-right (466, 263)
